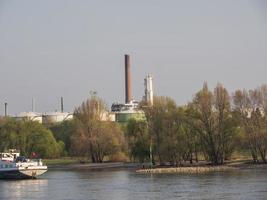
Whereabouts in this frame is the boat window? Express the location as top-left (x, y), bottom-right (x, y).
top-left (5, 164), bottom-right (8, 168)
top-left (0, 164), bottom-right (2, 168)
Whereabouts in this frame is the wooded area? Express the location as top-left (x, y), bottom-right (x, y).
top-left (0, 83), bottom-right (266, 165)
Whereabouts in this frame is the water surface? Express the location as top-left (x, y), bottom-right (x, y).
top-left (0, 167), bottom-right (266, 200)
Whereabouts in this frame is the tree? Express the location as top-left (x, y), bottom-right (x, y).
top-left (22, 121), bottom-right (62, 158)
top-left (71, 95), bottom-right (125, 162)
top-left (0, 118), bottom-right (20, 152)
top-left (0, 118), bottom-right (62, 158)
top-left (182, 106), bottom-right (201, 163)
top-left (160, 106), bottom-right (187, 166)
top-left (49, 119), bottom-right (77, 155)
top-left (142, 96), bottom-right (177, 164)
top-left (233, 86), bottom-right (267, 163)
top-left (126, 119), bottom-right (150, 163)
top-left (191, 83), bottom-right (238, 165)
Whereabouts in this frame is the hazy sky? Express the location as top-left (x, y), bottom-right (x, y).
top-left (0, 0), bottom-right (267, 115)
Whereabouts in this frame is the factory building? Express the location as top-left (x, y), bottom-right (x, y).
top-left (111, 100), bottom-right (146, 123)
top-left (42, 112), bottom-right (73, 124)
top-left (7, 55), bottom-right (154, 125)
top-left (15, 112), bottom-right (43, 123)
top-left (111, 54), bottom-right (146, 124)
top-left (42, 97), bottom-right (73, 124)
top-left (12, 97), bottom-right (73, 124)
top-left (115, 110), bottom-right (145, 123)
top-left (13, 111), bottom-right (73, 124)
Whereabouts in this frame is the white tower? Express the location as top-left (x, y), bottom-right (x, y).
top-left (144, 74), bottom-right (154, 106)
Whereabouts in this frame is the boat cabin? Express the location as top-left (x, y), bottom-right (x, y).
top-left (0, 149), bottom-right (20, 162)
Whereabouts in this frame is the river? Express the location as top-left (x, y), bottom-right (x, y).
top-left (0, 167), bottom-right (266, 200)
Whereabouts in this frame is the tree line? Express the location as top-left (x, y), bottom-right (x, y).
top-left (0, 118), bottom-right (63, 158)
top-left (127, 83), bottom-right (267, 165)
top-left (0, 83), bottom-right (266, 164)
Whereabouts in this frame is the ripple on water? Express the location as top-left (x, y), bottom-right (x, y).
top-left (0, 168), bottom-right (266, 200)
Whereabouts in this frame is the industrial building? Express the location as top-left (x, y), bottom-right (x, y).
top-left (42, 112), bottom-right (73, 124)
top-left (11, 97), bottom-right (73, 124)
top-left (13, 111), bottom-right (73, 124)
top-left (15, 112), bottom-right (43, 123)
top-left (4, 55), bottom-right (153, 125)
top-left (110, 54), bottom-right (152, 124)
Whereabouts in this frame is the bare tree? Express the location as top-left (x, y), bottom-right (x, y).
top-left (71, 95), bottom-right (125, 162)
top-left (233, 86), bottom-right (267, 163)
top-left (192, 83), bottom-right (237, 165)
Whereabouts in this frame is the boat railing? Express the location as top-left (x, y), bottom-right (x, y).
top-left (16, 159), bottom-right (44, 167)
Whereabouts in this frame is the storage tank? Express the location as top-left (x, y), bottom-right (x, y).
top-left (115, 110), bottom-right (146, 123)
top-left (15, 112), bottom-right (43, 123)
top-left (42, 112), bottom-right (73, 124)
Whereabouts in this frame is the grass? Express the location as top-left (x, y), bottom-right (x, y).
top-left (230, 150), bottom-right (252, 161)
top-left (42, 151), bottom-right (257, 167)
top-left (43, 157), bottom-right (87, 166)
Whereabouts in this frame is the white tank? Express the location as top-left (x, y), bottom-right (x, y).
top-left (15, 112), bottom-right (43, 123)
top-left (42, 112), bottom-right (73, 124)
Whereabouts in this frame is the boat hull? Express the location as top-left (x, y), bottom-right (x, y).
top-left (0, 168), bottom-right (47, 179)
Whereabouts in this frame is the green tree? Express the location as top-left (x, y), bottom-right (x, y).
top-left (0, 118), bottom-right (20, 152)
top-left (126, 119), bottom-right (150, 163)
top-left (0, 118), bottom-right (62, 158)
top-left (22, 121), bottom-right (62, 158)
top-left (49, 119), bottom-right (77, 155)
top-left (142, 96), bottom-right (177, 164)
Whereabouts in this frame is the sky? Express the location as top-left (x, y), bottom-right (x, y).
top-left (0, 0), bottom-right (267, 115)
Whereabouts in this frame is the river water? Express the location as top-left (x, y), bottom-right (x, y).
top-left (0, 167), bottom-right (266, 200)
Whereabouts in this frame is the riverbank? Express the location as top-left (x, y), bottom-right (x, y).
top-left (137, 166), bottom-right (235, 174)
top-left (50, 162), bottom-right (139, 170)
top-left (44, 158), bottom-right (80, 166)
top-left (43, 157), bottom-right (267, 172)
top-left (136, 160), bottom-right (267, 174)
top-left (44, 158), bottom-right (140, 170)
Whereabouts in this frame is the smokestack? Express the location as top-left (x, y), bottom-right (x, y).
top-left (61, 97), bottom-right (64, 113)
top-left (4, 102), bottom-right (7, 117)
top-left (32, 98), bottom-right (35, 112)
top-left (125, 54), bottom-right (132, 103)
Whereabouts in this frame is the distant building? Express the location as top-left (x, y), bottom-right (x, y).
top-left (42, 112), bottom-right (73, 124)
top-left (111, 100), bottom-right (139, 112)
top-left (99, 111), bottom-right (116, 122)
top-left (111, 100), bottom-right (146, 124)
top-left (115, 110), bottom-right (146, 123)
top-left (14, 112), bottom-right (43, 123)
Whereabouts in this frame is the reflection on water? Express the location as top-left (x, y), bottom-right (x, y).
top-left (0, 179), bottom-right (48, 200)
top-left (0, 168), bottom-right (266, 200)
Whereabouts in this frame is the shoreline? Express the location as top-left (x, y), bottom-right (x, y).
top-left (137, 160), bottom-right (267, 174)
top-left (136, 166), bottom-right (235, 174)
top-left (47, 162), bottom-right (140, 170)
top-left (45, 159), bottom-right (267, 173)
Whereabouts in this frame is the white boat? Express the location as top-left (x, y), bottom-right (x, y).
top-left (0, 149), bottom-right (48, 179)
